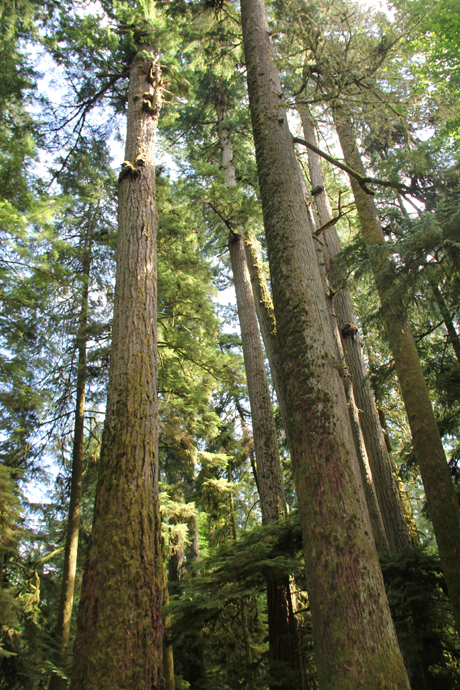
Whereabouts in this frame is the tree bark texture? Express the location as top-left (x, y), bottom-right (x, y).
top-left (229, 234), bottom-right (287, 524)
top-left (333, 102), bottom-right (460, 636)
top-left (240, 0), bottom-right (411, 687)
top-left (70, 48), bottom-right (164, 690)
top-left (217, 96), bottom-right (286, 525)
top-left (244, 230), bottom-right (287, 432)
top-left (217, 97), bottom-right (299, 684)
top-left (296, 142), bottom-right (389, 553)
top-left (299, 105), bottom-right (411, 556)
top-left (49, 221), bottom-right (94, 690)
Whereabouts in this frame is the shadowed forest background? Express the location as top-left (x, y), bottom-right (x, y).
top-left (1, 0), bottom-right (460, 687)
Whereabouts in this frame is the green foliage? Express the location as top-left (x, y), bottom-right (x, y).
top-left (168, 514), bottom-right (310, 690)
top-left (381, 546), bottom-right (460, 688)
top-left (3, 0), bottom-right (460, 686)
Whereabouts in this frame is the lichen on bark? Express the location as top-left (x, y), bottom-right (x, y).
top-left (69, 47), bottom-right (165, 690)
top-left (239, 0), bottom-right (411, 685)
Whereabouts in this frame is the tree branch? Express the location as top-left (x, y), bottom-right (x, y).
top-left (293, 135), bottom-right (417, 197)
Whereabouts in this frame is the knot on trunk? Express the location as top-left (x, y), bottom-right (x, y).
top-left (341, 323), bottom-right (358, 339)
top-left (311, 185), bottom-right (324, 197)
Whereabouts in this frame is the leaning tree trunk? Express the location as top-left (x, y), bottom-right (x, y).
top-left (244, 230), bottom-right (287, 432)
top-left (216, 96), bottom-right (298, 685)
top-left (297, 152), bottom-right (389, 553)
top-left (49, 218), bottom-right (94, 690)
top-left (70, 46), bottom-right (164, 690)
top-left (228, 232), bottom-right (286, 524)
top-left (240, 0), bottom-right (411, 687)
top-left (298, 105), bottom-right (411, 556)
top-left (333, 102), bottom-right (460, 637)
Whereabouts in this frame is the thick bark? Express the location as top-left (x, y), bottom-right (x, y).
top-left (49, 224), bottom-right (93, 690)
top-left (299, 106), bottom-right (411, 556)
top-left (240, 0), bottom-right (411, 687)
top-left (333, 102), bottom-right (460, 636)
top-left (70, 48), bottom-right (164, 690)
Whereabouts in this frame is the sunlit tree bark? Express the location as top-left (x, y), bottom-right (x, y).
top-left (70, 46), bottom-right (164, 690)
top-left (239, 0), bottom-right (411, 686)
top-left (333, 102), bottom-right (460, 636)
top-left (299, 105), bottom-right (411, 556)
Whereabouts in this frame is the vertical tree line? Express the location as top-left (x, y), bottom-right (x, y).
top-left (1, 0), bottom-right (460, 688)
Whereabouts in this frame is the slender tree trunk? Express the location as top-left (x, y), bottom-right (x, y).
top-left (333, 102), bottom-right (460, 636)
top-left (228, 233), bottom-right (287, 524)
top-left (299, 105), bottom-right (411, 555)
top-left (163, 579), bottom-right (175, 690)
top-left (240, 0), bottom-right (411, 687)
top-left (49, 221), bottom-right (94, 690)
top-left (217, 96), bottom-right (298, 686)
top-left (216, 96), bottom-right (287, 524)
top-left (184, 472), bottom-right (199, 566)
top-left (70, 47), bottom-right (164, 690)
top-left (244, 230), bottom-right (287, 432)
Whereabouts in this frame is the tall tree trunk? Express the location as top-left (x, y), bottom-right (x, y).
top-left (244, 230), bottom-right (287, 432)
top-left (298, 105), bottom-right (411, 556)
top-left (70, 47), bottom-right (164, 690)
top-left (49, 219), bottom-right (94, 690)
top-left (217, 95), bottom-right (286, 525)
top-left (237, 247), bottom-right (312, 689)
top-left (333, 102), bottom-right (460, 636)
top-left (216, 96), bottom-right (298, 684)
top-left (240, 0), bottom-right (411, 687)
top-left (228, 233), bottom-right (287, 524)
top-left (296, 149), bottom-right (389, 553)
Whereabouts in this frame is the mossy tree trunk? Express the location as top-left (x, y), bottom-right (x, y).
top-left (296, 143), bottom-right (389, 553)
top-left (239, 0), bottom-right (411, 687)
top-left (298, 105), bottom-right (411, 556)
top-left (69, 46), bottom-right (164, 690)
top-left (217, 96), bottom-right (298, 684)
top-left (333, 102), bottom-right (460, 636)
top-left (217, 96), bottom-right (286, 525)
top-left (228, 234), bottom-right (287, 524)
top-left (49, 216), bottom-right (94, 690)
top-left (244, 229), bottom-right (287, 433)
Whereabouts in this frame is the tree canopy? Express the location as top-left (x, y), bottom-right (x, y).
top-left (1, 0), bottom-right (460, 688)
